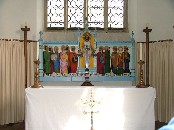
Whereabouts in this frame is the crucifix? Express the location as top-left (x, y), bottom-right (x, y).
top-left (21, 25), bottom-right (30, 88)
top-left (82, 88), bottom-right (101, 130)
top-left (143, 27), bottom-right (152, 87)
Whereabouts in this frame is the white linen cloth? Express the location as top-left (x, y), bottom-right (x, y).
top-left (25, 86), bottom-right (156, 130)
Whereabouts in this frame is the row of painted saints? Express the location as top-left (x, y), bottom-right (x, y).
top-left (43, 45), bottom-right (78, 75)
top-left (43, 32), bottom-right (130, 76)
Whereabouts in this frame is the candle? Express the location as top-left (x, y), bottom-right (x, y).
top-left (140, 43), bottom-right (143, 60)
top-left (146, 23), bottom-right (149, 28)
top-left (25, 22), bottom-right (27, 27)
top-left (37, 42), bottom-right (39, 60)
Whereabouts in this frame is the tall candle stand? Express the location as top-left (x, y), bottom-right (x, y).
top-left (31, 60), bottom-right (42, 88)
top-left (136, 60), bottom-right (146, 88)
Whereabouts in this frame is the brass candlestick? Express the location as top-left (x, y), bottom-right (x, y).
top-left (136, 60), bottom-right (146, 88)
top-left (31, 60), bottom-right (42, 88)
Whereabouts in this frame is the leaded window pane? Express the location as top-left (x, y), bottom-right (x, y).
top-left (88, 0), bottom-right (104, 28)
top-left (46, 0), bottom-right (127, 30)
top-left (47, 0), bottom-right (64, 28)
top-left (68, 0), bottom-right (84, 28)
top-left (108, 0), bottom-right (124, 28)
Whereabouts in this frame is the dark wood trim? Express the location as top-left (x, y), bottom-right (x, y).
top-left (137, 39), bottom-right (173, 44)
top-left (0, 39), bottom-right (37, 42)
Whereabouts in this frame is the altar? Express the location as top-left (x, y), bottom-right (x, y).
top-left (25, 86), bottom-right (156, 130)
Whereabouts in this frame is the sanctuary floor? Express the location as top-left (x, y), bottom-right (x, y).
top-left (0, 122), bottom-right (24, 130)
top-left (0, 121), bottom-right (167, 130)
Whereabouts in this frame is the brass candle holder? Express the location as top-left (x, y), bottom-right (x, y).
top-left (31, 60), bottom-right (42, 88)
top-left (136, 60), bottom-right (146, 88)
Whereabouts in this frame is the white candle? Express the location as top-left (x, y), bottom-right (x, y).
top-left (37, 42), bottom-right (39, 60)
top-left (25, 22), bottom-right (27, 26)
top-left (140, 43), bottom-right (143, 60)
top-left (146, 23), bottom-right (149, 28)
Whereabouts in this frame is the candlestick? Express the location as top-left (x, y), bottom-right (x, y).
top-left (140, 43), bottom-right (143, 60)
top-left (136, 60), bottom-right (146, 88)
top-left (31, 60), bottom-right (42, 88)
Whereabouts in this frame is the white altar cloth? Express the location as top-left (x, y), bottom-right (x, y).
top-left (25, 86), bottom-right (156, 130)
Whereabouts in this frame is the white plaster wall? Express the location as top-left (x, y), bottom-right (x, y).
top-left (0, 1), bottom-right (174, 41)
top-left (0, 0), bottom-right (38, 40)
top-left (43, 31), bottom-right (131, 41)
top-left (129, 0), bottom-right (174, 42)
top-left (36, 0), bottom-right (44, 39)
top-left (0, 0), bottom-right (131, 41)
top-left (128, 0), bottom-right (138, 40)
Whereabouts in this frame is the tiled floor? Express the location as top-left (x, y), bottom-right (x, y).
top-left (0, 121), bottom-right (167, 130)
